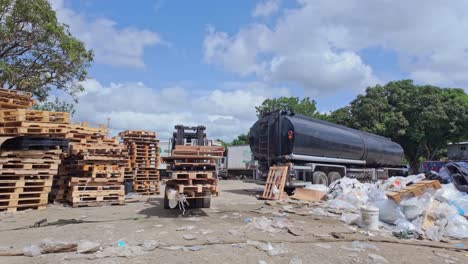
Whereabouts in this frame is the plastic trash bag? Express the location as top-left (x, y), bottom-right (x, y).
top-left (394, 219), bottom-right (417, 232)
top-left (303, 183), bottom-right (329, 193)
top-left (372, 199), bottom-right (405, 224)
top-left (400, 193), bottom-right (433, 220)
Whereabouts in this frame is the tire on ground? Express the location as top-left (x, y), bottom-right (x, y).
top-left (327, 171), bottom-right (342, 185)
top-left (312, 171), bottom-right (328, 186)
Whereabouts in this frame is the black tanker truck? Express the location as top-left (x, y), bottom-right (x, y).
top-left (249, 111), bottom-right (406, 186)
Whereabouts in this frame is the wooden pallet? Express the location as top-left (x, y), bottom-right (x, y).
top-left (0, 192), bottom-right (48, 210)
top-left (386, 180), bottom-right (442, 203)
top-left (0, 88), bottom-right (34, 109)
top-left (0, 109), bottom-right (69, 123)
top-left (172, 145), bottom-right (224, 158)
top-left (259, 166), bottom-right (289, 200)
top-left (170, 171), bottom-right (214, 180)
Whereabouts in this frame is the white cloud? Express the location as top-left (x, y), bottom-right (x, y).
top-left (252, 0), bottom-right (280, 18)
top-left (74, 79), bottom-right (289, 141)
top-left (204, 0), bottom-right (468, 93)
top-left (50, 0), bottom-right (161, 68)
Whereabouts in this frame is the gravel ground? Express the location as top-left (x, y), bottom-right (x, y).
top-left (0, 180), bottom-right (466, 264)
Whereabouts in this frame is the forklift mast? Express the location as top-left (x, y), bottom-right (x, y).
top-left (171, 125), bottom-right (207, 149)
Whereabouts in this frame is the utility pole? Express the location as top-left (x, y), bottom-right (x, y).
top-left (107, 117), bottom-right (111, 129)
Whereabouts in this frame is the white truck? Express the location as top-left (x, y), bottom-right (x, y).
top-left (220, 145), bottom-right (256, 179)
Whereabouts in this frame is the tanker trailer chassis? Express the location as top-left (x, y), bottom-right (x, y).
top-left (249, 111), bottom-right (407, 187)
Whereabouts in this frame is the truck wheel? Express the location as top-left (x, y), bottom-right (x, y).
top-left (327, 171), bottom-right (342, 185)
top-left (201, 196), bottom-right (211, 208)
top-left (313, 171), bottom-right (328, 186)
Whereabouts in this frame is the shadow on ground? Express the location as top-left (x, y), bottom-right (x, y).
top-left (137, 197), bottom-right (210, 218)
top-left (221, 188), bottom-right (260, 196)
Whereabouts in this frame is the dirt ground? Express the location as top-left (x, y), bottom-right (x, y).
top-left (0, 180), bottom-right (466, 264)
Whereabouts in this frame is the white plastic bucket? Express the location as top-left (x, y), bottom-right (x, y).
top-left (361, 206), bottom-right (379, 231)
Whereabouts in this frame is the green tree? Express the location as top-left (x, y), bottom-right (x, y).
top-left (232, 134), bottom-right (247, 145)
top-left (31, 98), bottom-right (76, 115)
top-left (0, 0), bottom-right (93, 109)
top-left (330, 80), bottom-right (468, 172)
top-left (255, 97), bottom-right (327, 119)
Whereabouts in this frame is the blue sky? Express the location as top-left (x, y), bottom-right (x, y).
top-left (50, 0), bottom-right (467, 140)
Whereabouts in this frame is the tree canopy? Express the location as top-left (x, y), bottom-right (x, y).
top-left (255, 96), bottom-right (327, 119)
top-left (232, 134), bottom-right (247, 145)
top-left (329, 80), bottom-right (468, 171)
top-left (0, 0), bottom-right (93, 107)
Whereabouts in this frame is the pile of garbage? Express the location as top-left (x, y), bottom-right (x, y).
top-left (322, 175), bottom-right (468, 241)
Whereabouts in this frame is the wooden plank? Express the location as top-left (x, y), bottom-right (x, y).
top-left (387, 180), bottom-right (442, 203)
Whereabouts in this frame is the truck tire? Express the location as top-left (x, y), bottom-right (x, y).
top-left (327, 171), bottom-right (342, 184)
top-left (313, 171), bottom-right (328, 186)
top-left (201, 196), bottom-right (211, 208)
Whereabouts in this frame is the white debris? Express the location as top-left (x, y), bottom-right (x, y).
top-left (77, 241), bottom-right (101, 254)
top-left (313, 243), bottom-right (332, 249)
top-left (183, 234), bottom-right (197, 240)
top-left (139, 240), bottom-right (159, 251)
top-left (289, 258), bottom-right (303, 264)
top-left (176, 225), bottom-right (195, 231)
top-left (184, 245), bottom-right (205, 251)
top-left (368, 253), bottom-right (388, 263)
top-left (351, 241), bottom-right (379, 251)
top-left (23, 245), bottom-right (41, 257)
top-left (246, 240), bottom-right (288, 256)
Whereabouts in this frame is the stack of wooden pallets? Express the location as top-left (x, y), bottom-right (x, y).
top-left (0, 88), bottom-right (127, 209)
top-left (0, 147), bottom-right (61, 212)
top-left (51, 129), bottom-right (127, 207)
top-left (119, 130), bottom-right (160, 195)
top-left (163, 145), bottom-right (224, 203)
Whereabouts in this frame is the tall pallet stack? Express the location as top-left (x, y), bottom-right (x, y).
top-left (0, 146), bottom-right (62, 212)
top-left (51, 126), bottom-right (128, 207)
top-left (0, 89), bottom-right (64, 212)
top-left (163, 145), bottom-right (224, 207)
top-left (119, 130), bottom-right (160, 195)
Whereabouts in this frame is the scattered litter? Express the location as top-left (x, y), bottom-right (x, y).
top-left (23, 245), bottom-right (41, 257)
top-left (199, 229), bottom-right (214, 235)
top-left (182, 234), bottom-right (197, 240)
top-left (94, 245), bottom-right (146, 259)
top-left (232, 243), bottom-right (247, 248)
top-left (244, 217), bottom-right (253, 222)
top-left (289, 257), bottom-right (303, 264)
top-left (77, 241), bottom-right (101, 254)
top-left (351, 241), bottom-right (379, 251)
top-left (238, 216), bottom-right (289, 233)
top-left (246, 240), bottom-right (287, 256)
top-left (368, 253), bottom-right (388, 263)
top-left (176, 225), bottom-right (195, 231)
top-left (152, 224), bottom-right (164, 227)
top-left (117, 240), bottom-right (126, 247)
top-left (340, 246), bottom-right (362, 252)
top-left (161, 246), bottom-right (185, 251)
top-left (313, 243), bottom-right (332, 249)
top-left (135, 229), bottom-right (144, 233)
top-left (340, 213), bottom-right (360, 225)
top-left (184, 245), bottom-right (205, 251)
top-left (139, 240), bottom-right (159, 251)
top-left (259, 260), bottom-right (267, 264)
top-left (220, 215), bottom-right (229, 219)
